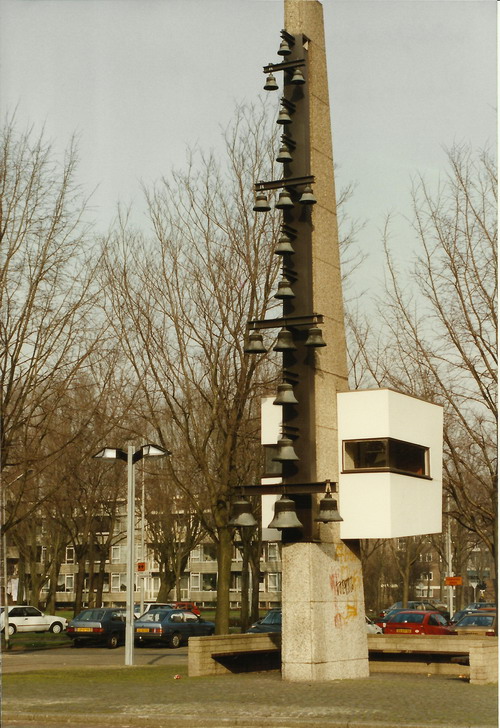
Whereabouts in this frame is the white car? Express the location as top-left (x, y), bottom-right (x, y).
top-left (365, 616), bottom-right (382, 634)
top-left (1, 606), bottom-right (68, 636)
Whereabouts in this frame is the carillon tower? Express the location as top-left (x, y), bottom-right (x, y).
top-left (246, 0), bottom-right (369, 681)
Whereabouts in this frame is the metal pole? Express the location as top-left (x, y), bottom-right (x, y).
top-left (2, 484), bottom-right (9, 648)
top-left (125, 445), bottom-right (135, 666)
top-left (445, 506), bottom-right (454, 617)
top-left (140, 466), bottom-right (145, 615)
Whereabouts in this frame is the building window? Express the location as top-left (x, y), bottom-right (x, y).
top-left (65, 574), bottom-right (74, 592)
top-left (230, 574), bottom-right (241, 592)
top-left (65, 547), bottom-right (75, 564)
top-left (202, 573), bottom-right (217, 591)
top-left (190, 546), bottom-right (202, 563)
top-left (111, 546), bottom-right (121, 564)
top-left (268, 573), bottom-right (281, 592)
top-left (419, 553), bottom-right (432, 562)
top-left (343, 438), bottom-right (429, 478)
top-left (263, 445), bottom-right (283, 478)
top-left (421, 572), bottom-right (433, 581)
top-left (202, 544), bottom-right (217, 562)
top-left (268, 543), bottom-right (280, 561)
top-left (191, 573), bottom-right (201, 591)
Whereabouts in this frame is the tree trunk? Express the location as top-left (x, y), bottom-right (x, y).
top-left (74, 560), bottom-right (86, 614)
top-left (240, 548), bottom-right (250, 632)
top-left (215, 525), bottom-right (232, 634)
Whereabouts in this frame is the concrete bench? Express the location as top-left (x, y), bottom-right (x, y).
top-left (367, 634), bottom-right (498, 685)
top-left (189, 632), bottom-right (497, 685)
top-left (188, 633), bottom-right (281, 676)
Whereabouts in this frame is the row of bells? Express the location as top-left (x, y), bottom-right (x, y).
top-left (245, 326), bottom-right (326, 354)
top-left (229, 492), bottom-right (342, 530)
top-left (253, 186), bottom-right (316, 212)
top-left (264, 66), bottom-right (305, 91)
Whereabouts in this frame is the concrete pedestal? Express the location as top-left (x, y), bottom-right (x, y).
top-left (282, 539), bottom-right (369, 680)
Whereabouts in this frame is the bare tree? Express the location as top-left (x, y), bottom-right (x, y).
top-left (101, 102), bottom-right (281, 632)
top-left (347, 144), bottom-right (497, 593)
top-left (0, 118), bottom-right (111, 533)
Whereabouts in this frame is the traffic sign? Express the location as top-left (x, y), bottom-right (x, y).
top-left (137, 562), bottom-right (146, 572)
top-left (445, 576), bottom-right (463, 586)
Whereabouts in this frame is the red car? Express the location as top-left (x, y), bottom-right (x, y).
top-left (380, 610), bottom-right (453, 635)
top-left (169, 601), bottom-right (201, 616)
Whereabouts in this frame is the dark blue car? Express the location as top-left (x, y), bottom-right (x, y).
top-left (247, 608), bottom-right (282, 633)
top-left (134, 608), bottom-right (215, 648)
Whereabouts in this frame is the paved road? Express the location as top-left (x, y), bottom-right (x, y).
top-left (1, 643), bottom-right (188, 673)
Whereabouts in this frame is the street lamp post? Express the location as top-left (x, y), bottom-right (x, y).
top-left (93, 443), bottom-right (171, 666)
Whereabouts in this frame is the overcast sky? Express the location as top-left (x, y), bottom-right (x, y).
top-left (0, 0), bottom-right (496, 292)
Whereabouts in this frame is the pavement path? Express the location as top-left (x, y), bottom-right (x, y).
top-left (1, 646), bottom-right (497, 728)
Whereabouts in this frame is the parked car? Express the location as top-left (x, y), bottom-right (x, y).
top-left (66, 608), bottom-right (129, 648)
top-left (450, 603), bottom-right (496, 624)
top-left (247, 608), bottom-right (282, 633)
top-left (450, 610), bottom-right (497, 637)
top-left (379, 601), bottom-right (449, 619)
top-left (464, 602), bottom-right (496, 612)
top-left (1, 606), bottom-right (67, 636)
top-left (134, 608), bottom-right (214, 647)
top-left (247, 609), bottom-right (382, 635)
top-left (365, 616), bottom-right (382, 634)
top-left (168, 601), bottom-right (201, 616)
top-left (380, 610), bottom-right (453, 635)
top-left (134, 602), bottom-right (176, 617)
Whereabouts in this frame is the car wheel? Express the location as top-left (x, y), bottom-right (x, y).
top-left (49, 622), bottom-right (63, 634)
top-left (170, 632), bottom-right (181, 649)
top-left (7, 624), bottom-right (16, 636)
top-left (107, 633), bottom-right (120, 649)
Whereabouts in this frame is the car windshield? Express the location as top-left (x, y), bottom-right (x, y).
top-left (76, 609), bottom-right (110, 621)
top-left (138, 610), bottom-right (172, 622)
top-left (390, 612), bottom-right (425, 624)
top-left (261, 611), bottom-right (282, 625)
top-left (457, 614), bottom-right (495, 627)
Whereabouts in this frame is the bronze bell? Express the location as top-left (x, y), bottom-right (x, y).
top-left (229, 498), bottom-right (258, 528)
top-left (315, 492), bottom-right (343, 523)
top-left (276, 107), bottom-right (292, 125)
top-left (277, 39), bottom-right (292, 56)
top-left (275, 190), bottom-right (294, 209)
top-left (244, 331), bottom-right (267, 354)
top-left (268, 495), bottom-right (303, 530)
top-left (253, 191), bottom-right (271, 212)
top-left (299, 185), bottom-right (317, 205)
top-left (290, 67), bottom-right (305, 85)
top-left (274, 278), bottom-right (294, 300)
top-left (273, 327), bottom-right (296, 351)
top-left (273, 383), bottom-right (298, 406)
top-left (276, 144), bottom-right (293, 164)
top-left (274, 233), bottom-right (295, 255)
top-left (264, 73), bottom-right (279, 91)
top-left (272, 437), bottom-right (299, 462)
top-left (304, 327), bottom-right (326, 348)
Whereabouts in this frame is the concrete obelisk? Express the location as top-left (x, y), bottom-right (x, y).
top-left (281, 0), bottom-right (369, 681)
